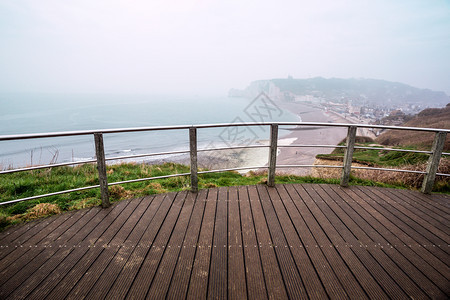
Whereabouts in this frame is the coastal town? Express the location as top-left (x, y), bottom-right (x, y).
top-left (229, 77), bottom-right (450, 138)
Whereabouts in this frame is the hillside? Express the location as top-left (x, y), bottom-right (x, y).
top-left (229, 77), bottom-right (449, 107)
top-left (376, 104), bottom-right (450, 150)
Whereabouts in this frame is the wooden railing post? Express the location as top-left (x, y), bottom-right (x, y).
top-left (267, 124), bottom-right (278, 187)
top-left (340, 125), bottom-right (357, 187)
top-left (189, 127), bottom-right (198, 193)
top-left (94, 133), bottom-right (110, 208)
top-left (421, 131), bottom-right (447, 194)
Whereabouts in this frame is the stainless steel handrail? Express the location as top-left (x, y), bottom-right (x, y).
top-left (105, 149), bottom-right (190, 161)
top-left (1, 121), bottom-right (448, 206)
top-left (0, 159), bottom-right (97, 174)
top-left (353, 146), bottom-right (432, 154)
top-left (278, 145), bottom-right (347, 149)
top-left (197, 145), bottom-right (269, 152)
top-left (1, 122), bottom-right (448, 141)
top-left (350, 166), bottom-right (426, 174)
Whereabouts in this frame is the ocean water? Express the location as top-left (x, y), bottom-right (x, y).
top-left (0, 93), bottom-right (299, 169)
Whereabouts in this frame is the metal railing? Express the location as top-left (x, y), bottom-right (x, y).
top-left (0, 122), bottom-right (448, 207)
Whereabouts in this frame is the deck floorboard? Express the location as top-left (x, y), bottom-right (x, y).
top-left (1, 184), bottom-right (448, 299)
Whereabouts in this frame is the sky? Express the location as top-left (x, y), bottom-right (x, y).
top-left (0, 0), bottom-right (449, 96)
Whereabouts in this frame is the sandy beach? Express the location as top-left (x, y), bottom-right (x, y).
top-left (143, 101), bottom-right (361, 176)
top-left (275, 101), bottom-right (350, 175)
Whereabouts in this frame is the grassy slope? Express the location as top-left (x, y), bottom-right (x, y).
top-left (376, 104), bottom-right (450, 150)
top-left (317, 142), bottom-right (431, 167)
top-left (1, 162), bottom-right (397, 231)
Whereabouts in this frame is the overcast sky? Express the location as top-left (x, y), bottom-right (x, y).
top-left (1, 0), bottom-right (449, 96)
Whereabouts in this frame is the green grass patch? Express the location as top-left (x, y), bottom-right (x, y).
top-left (0, 161), bottom-right (430, 231)
top-left (317, 143), bottom-right (430, 167)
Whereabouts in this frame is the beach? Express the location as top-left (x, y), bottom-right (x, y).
top-left (275, 101), bottom-right (350, 175)
top-left (0, 94), bottom-right (361, 176)
top-left (147, 101), bottom-right (357, 176)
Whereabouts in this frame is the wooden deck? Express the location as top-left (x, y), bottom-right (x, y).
top-left (0, 184), bottom-right (449, 299)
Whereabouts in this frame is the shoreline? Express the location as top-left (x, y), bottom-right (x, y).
top-left (142, 101), bottom-right (372, 176)
top-left (3, 101), bottom-right (370, 176)
top-left (274, 101), bottom-right (349, 175)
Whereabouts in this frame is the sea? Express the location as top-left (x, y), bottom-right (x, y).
top-left (0, 93), bottom-right (299, 169)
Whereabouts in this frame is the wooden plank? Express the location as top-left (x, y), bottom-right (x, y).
top-left (189, 127), bottom-right (198, 192)
top-left (187, 188), bottom-right (218, 300)
top-left (31, 198), bottom-right (136, 300)
top-left (19, 199), bottom-right (129, 299)
top-left (237, 185), bottom-right (268, 300)
top-left (0, 212), bottom-right (69, 261)
top-left (375, 187), bottom-right (450, 232)
top-left (266, 185), bottom-right (329, 299)
top-left (327, 184), bottom-right (450, 298)
top-left (355, 186), bottom-right (449, 258)
top-left (396, 189), bottom-right (450, 219)
top-left (0, 215), bottom-right (49, 244)
top-left (402, 189), bottom-right (450, 210)
top-left (369, 186), bottom-right (450, 245)
top-left (0, 184), bottom-right (448, 299)
top-left (349, 187), bottom-right (449, 266)
top-left (94, 132), bottom-right (110, 208)
top-left (247, 185), bottom-right (288, 299)
top-left (65, 196), bottom-right (149, 299)
top-left (146, 191), bottom-right (197, 298)
top-left (341, 125), bottom-right (357, 187)
top-left (256, 185), bottom-right (308, 299)
top-left (84, 194), bottom-right (165, 300)
top-left (300, 184), bottom-right (395, 299)
top-left (207, 186), bottom-right (228, 299)
top-left (315, 184), bottom-right (432, 298)
top-left (0, 208), bottom-right (87, 272)
top-left (103, 192), bottom-right (177, 300)
top-left (421, 131), bottom-right (446, 194)
top-left (166, 189), bottom-right (207, 300)
top-left (125, 191), bottom-right (188, 299)
top-left (287, 184), bottom-right (371, 299)
top-left (267, 124), bottom-right (278, 187)
top-left (0, 206), bottom-right (102, 292)
top-left (0, 209), bottom-right (79, 260)
top-left (276, 185), bottom-right (347, 299)
top-left (227, 186), bottom-right (247, 300)
top-left (0, 219), bottom-right (42, 243)
top-left (339, 185), bottom-right (450, 269)
top-left (0, 200), bottom-right (118, 299)
top-left (2, 208), bottom-right (92, 299)
top-left (429, 193), bottom-right (450, 208)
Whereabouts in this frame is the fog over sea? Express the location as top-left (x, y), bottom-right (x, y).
top-left (0, 93), bottom-right (298, 169)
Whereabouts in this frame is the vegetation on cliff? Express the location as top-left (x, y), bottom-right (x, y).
top-left (376, 103), bottom-right (450, 150)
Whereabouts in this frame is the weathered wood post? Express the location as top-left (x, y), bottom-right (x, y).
top-left (421, 131), bottom-right (447, 194)
top-left (267, 124), bottom-right (278, 187)
top-left (189, 127), bottom-right (198, 193)
top-left (94, 133), bottom-right (110, 208)
top-left (340, 125), bottom-right (357, 187)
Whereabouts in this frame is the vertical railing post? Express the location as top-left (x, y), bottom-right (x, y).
top-left (340, 125), bottom-right (357, 187)
top-left (267, 124), bottom-right (278, 187)
top-left (421, 131), bottom-right (446, 194)
top-left (189, 127), bottom-right (198, 193)
top-left (94, 133), bottom-right (110, 208)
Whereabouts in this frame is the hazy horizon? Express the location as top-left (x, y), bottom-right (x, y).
top-left (1, 0), bottom-right (449, 96)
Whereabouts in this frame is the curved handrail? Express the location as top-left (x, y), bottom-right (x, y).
top-left (0, 122), bottom-right (448, 206)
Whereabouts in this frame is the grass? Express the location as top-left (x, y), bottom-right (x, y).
top-left (0, 162), bottom-right (399, 231)
top-left (314, 141), bottom-right (449, 193)
top-left (316, 142), bottom-right (430, 167)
